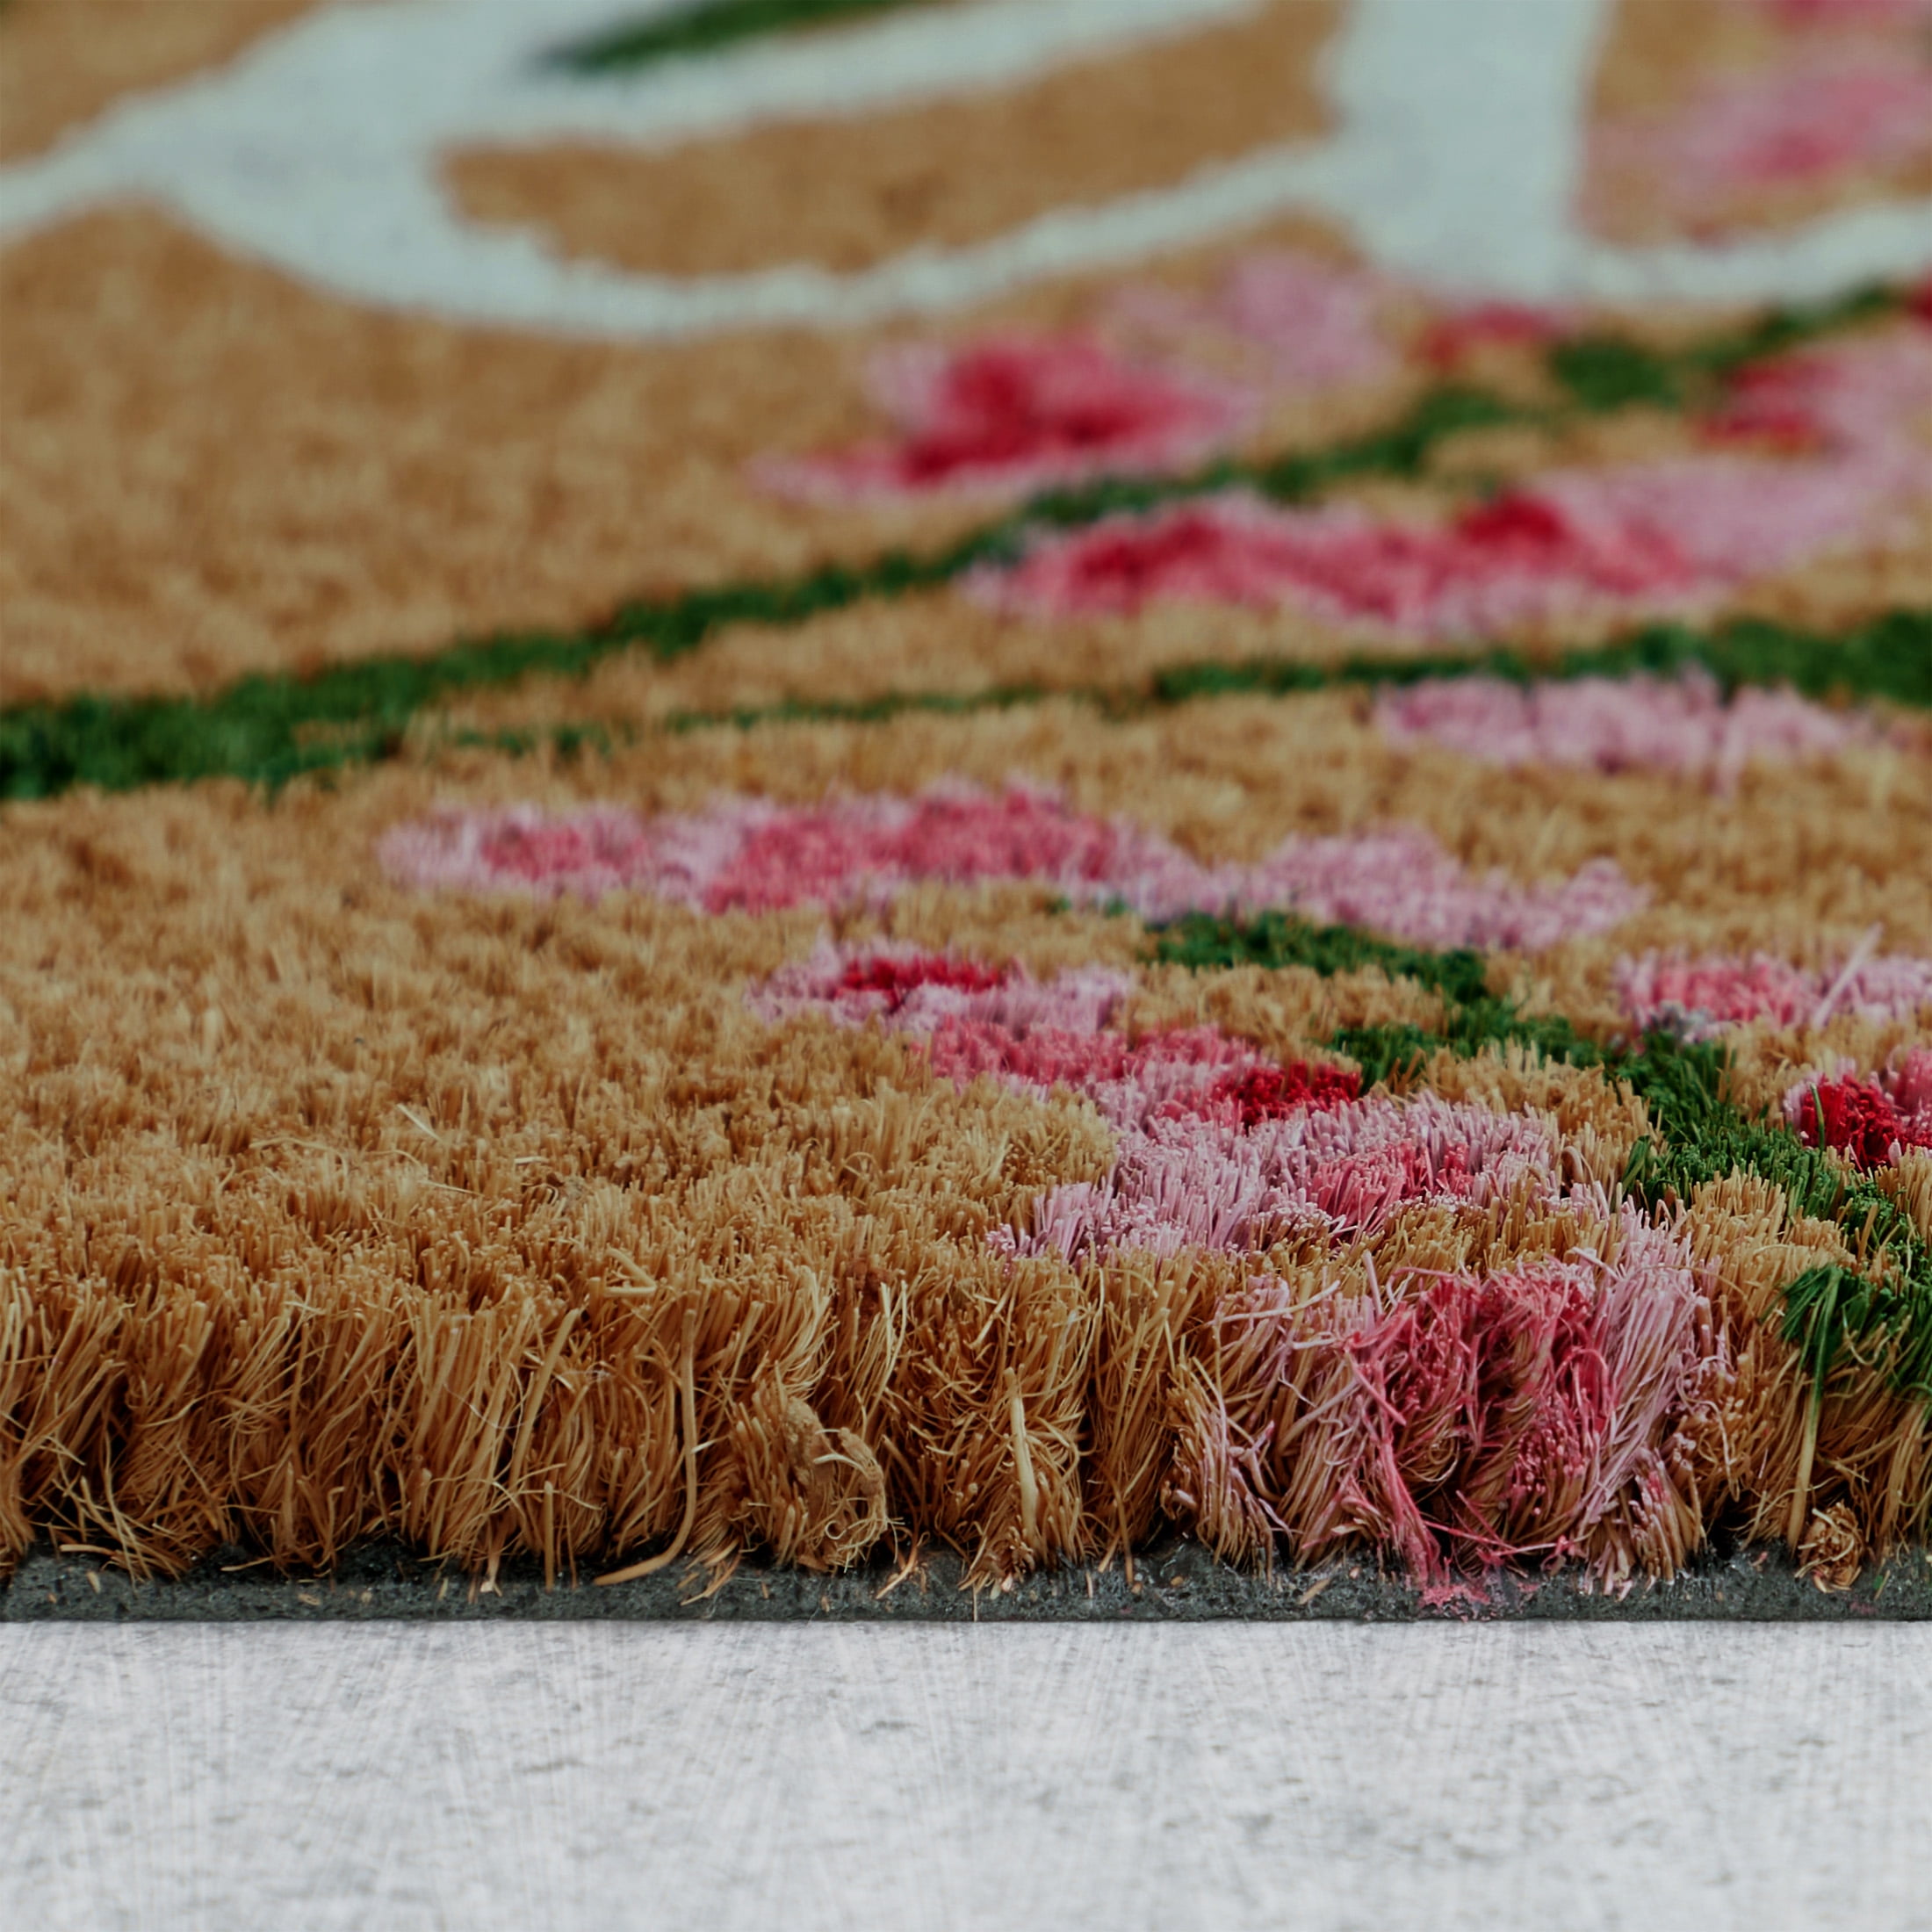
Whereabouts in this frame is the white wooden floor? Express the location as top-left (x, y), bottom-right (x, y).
top-left (2, 1623), bottom-right (1926, 1931)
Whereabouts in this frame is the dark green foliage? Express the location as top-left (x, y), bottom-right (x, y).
top-left (1684, 608), bottom-right (1932, 709)
top-left (1150, 912), bottom-right (1616, 1086)
top-left (9, 596), bottom-right (1928, 802)
top-left (0, 553), bottom-right (933, 799)
top-left (1682, 281), bottom-right (1905, 379)
top-left (1151, 910), bottom-right (1492, 1005)
top-left (10, 599), bottom-right (1924, 803)
top-left (1619, 1049), bottom-right (1932, 1398)
top-left (544, 0), bottom-right (934, 74)
top-left (965, 386), bottom-right (1534, 545)
top-left (1149, 608), bottom-right (1932, 711)
top-left (0, 627), bottom-right (631, 799)
top-left (667, 684), bottom-right (1052, 736)
top-left (1330, 1012), bottom-right (1611, 1091)
top-left (1547, 281), bottom-right (1907, 412)
top-left (664, 606), bottom-right (1932, 739)
top-left (1546, 336), bottom-right (1685, 412)
top-left (1781, 1259), bottom-right (1932, 1405)
top-left (1252, 386), bottom-right (1532, 497)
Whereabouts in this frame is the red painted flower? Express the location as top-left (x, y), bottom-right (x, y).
top-left (1420, 302), bottom-right (1565, 370)
top-left (835, 951), bottom-right (1011, 1011)
top-left (1788, 1050), bottom-right (1932, 1166)
top-left (1197, 1060), bottom-right (1364, 1127)
top-left (760, 335), bottom-right (1251, 500)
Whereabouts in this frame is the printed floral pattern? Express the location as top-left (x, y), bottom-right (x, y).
top-left (1785, 1049), bottom-right (1932, 1165)
top-left (758, 335), bottom-right (1251, 500)
top-left (383, 784), bottom-right (1646, 950)
top-left (1108, 252), bottom-right (1398, 390)
top-left (969, 331), bottom-right (1932, 634)
top-left (747, 943), bottom-right (1560, 1258)
top-left (1374, 669), bottom-right (1879, 776)
top-left (1618, 947), bottom-right (1932, 1038)
top-left (1593, 58), bottom-right (1932, 219)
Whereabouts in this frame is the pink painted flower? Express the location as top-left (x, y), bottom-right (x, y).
top-left (381, 787), bottom-right (1161, 913)
top-left (748, 939), bottom-right (1134, 1039)
top-left (753, 940), bottom-right (1366, 1131)
top-left (751, 944), bottom-right (1557, 1259)
top-left (969, 323), bottom-right (1932, 635)
top-left (970, 431), bottom-right (1928, 636)
top-left (383, 785), bottom-right (1646, 952)
top-left (758, 334), bottom-right (1251, 501)
top-left (753, 944), bottom-right (1725, 1586)
top-left (1706, 332), bottom-right (1932, 453)
top-left (1374, 668), bottom-right (1877, 777)
top-left (970, 488), bottom-right (1696, 631)
top-left (696, 784), bottom-right (1157, 916)
top-left (1006, 1092), bottom-right (1565, 1260)
top-left (1175, 1212), bottom-right (1712, 1583)
top-left (1227, 825), bottom-right (1645, 953)
top-left (377, 805), bottom-right (658, 898)
top-left (1593, 54), bottom-right (1932, 219)
top-left (1618, 945), bottom-right (1932, 1038)
top-left (924, 1017), bottom-right (1366, 1134)
top-left (1112, 252), bottom-right (1397, 390)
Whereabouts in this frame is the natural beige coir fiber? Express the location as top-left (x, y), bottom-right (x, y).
top-left (3, 711), bottom-right (1927, 1583)
top-left (0, 0), bottom-right (347, 163)
top-left (400, 691), bottom-right (1932, 1000)
top-left (0, 202), bottom-right (1404, 707)
top-left (445, 0), bottom-right (1337, 279)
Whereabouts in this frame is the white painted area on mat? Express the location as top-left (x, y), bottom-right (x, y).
top-left (1, 1623), bottom-right (1927, 1930)
top-left (3, 0), bottom-right (1930, 335)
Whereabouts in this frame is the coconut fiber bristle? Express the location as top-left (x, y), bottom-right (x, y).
top-left (2, 0), bottom-right (1930, 1604)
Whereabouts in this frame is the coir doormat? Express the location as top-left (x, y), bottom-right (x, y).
top-left (2, 0), bottom-right (1929, 1619)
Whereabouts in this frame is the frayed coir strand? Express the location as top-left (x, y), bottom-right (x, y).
top-left (7, 937), bottom-right (1921, 1593)
top-left (2, 1145), bottom-right (1923, 1595)
top-left (4, 709), bottom-right (1928, 1592)
top-left (1165, 1212), bottom-right (1718, 1585)
top-left (378, 783), bottom-right (1647, 949)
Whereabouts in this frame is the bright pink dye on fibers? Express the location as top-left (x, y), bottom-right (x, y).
top-left (757, 334), bottom-right (1250, 501)
top-left (749, 943), bottom-right (1557, 1259)
top-left (748, 940), bottom-right (1135, 1042)
top-left (1419, 301), bottom-right (1567, 369)
top-left (968, 454), bottom-right (1919, 633)
top-left (1707, 334), bottom-right (1932, 453)
top-left (1180, 1212), bottom-right (1712, 1584)
top-left (377, 806), bottom-right (656, 898)
top-left (1006, 1092), bottom-right (1563, 1260)
top-left (970, 331), bottom-right (1932, 636)
top-left (754, 945), bottom-right (1712, 1585)
top-left (749, 941), bottom-right (1354, 1130)
top-left (1593, 54), bottom-right (1932, 209)
top-left (1374, 669), bottom-right (1876, 776)
top-left (1618, 949), bottom-right (1932, 1038)
top-left (381, 784), bottom-right (1646, 952)
top-left (1109, 251), bottom-right (1396, 391)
